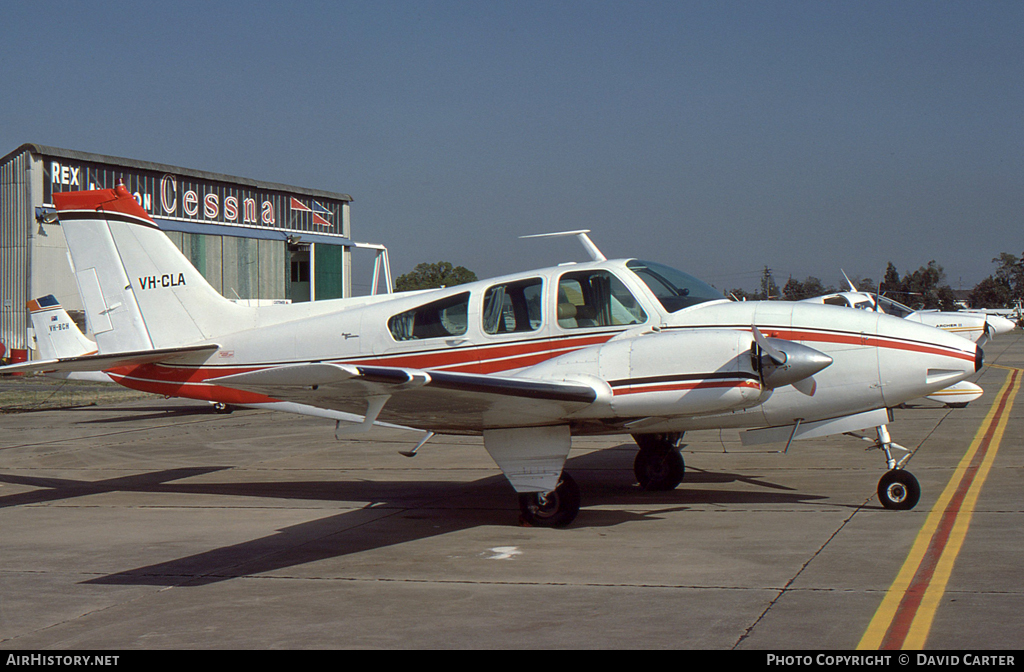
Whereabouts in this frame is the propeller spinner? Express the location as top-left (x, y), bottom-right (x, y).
top-left (752, 326), bottom-right (834, 394)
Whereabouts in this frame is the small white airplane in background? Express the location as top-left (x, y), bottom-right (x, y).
top-left (799, 273), bottom-right (1009, 408)
top-left (1, 186), bottom-right (983, 525)
top-left (802, 271), bottom-right (1016, 345)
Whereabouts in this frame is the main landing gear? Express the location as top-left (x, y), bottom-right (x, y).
top-left (518, 473), bottom-right (581, 528)
top-left (860, 424), bottom-right (920, 510)
top-left (632, 433), bottom-right (685, 491)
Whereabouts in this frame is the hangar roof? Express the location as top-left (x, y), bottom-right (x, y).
top-left (3, 143), bottom-right (353, 203)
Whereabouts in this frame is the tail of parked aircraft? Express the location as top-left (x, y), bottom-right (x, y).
top-left (53, 184), bottom-right (252, 352)
top-left (27, 295), bottom-right (113, 383)
top-left (27, 295), bottom-right (96, 360)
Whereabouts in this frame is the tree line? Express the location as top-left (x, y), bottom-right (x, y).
top-left (728, 252), bottom-right (1024, 310)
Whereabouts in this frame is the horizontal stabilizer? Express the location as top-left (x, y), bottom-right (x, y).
top-left (0, 344), bottom-right (219, 375)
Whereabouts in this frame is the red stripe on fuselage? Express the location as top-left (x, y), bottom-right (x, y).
top-left (103, 333), bottom-right (619, 401)
top-left (751, 328), bottom-right (975, 363)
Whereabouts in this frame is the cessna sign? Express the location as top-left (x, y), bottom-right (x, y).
top-left (45, 158), bottom-right (347, 235)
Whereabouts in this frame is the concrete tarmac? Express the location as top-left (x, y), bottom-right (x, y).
top-left (0, 333), bottom-right (1021, 650)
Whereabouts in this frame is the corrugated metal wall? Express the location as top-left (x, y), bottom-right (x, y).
top-left (166, 232), bottom-right (285, 300)
top-left (0, 150), bottom-right (29, 351)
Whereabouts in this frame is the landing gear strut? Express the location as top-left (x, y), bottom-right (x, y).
top-left (632, 433), bottom-right (685, 491)
top-left (518, 472), bottom-right (581, 528)
top-left (869, 424), bottom-right (920, 510)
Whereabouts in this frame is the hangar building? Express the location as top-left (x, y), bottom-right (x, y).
top-left (1, 143), bottom-right (382, 357)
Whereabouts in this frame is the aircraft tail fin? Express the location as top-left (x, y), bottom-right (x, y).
top-left (27, 295), bottom-right (96, 360)
top-left (53, 185), bottom-right (251, 352)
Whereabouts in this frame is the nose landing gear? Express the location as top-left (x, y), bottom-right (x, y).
top-left (850, 424), bottom-right (921, 510)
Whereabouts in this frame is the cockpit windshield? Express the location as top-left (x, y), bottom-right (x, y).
top-left (626, 259), bottom-right (725, 312)
top-left (875, 295), bottom-right (914, 318)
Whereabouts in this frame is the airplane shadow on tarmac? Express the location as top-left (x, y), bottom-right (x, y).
top-left (0, 445), bottom-right (827, 588)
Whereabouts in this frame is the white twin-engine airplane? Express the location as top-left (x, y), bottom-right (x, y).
top-left (2, 185), bottom-right (983, 526)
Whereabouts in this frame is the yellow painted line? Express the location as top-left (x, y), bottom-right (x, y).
top-left (858, 369), bottom-right (1021, 650)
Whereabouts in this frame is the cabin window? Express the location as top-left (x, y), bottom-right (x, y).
top-left (557, 270), bottom-right (646, 329)
top-left (824, 296), bottom-right (850, 307)
top-left (483, 278), bottom-right (543, 334)
top-left (388, 292), bottom-right (470, 341)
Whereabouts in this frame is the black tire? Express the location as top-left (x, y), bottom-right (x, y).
top-left (878, 469), bottom-right (921, 510)
top-left (518, 472), bottom-right (581, 528)
top-left (212, 402), bottom-right (234, 414)
top-left (634, 448), bottom-right (685, 491)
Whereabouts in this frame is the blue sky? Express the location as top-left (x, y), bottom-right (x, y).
top-left (3, 1), bottom-right (1021, 293)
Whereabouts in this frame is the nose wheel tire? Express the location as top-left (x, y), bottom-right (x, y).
top-left (634, 448), bottom-right (685, 491)
top-left (518, 472), bottom-right (581, 528)
top-left (878, 469), bottom-right (921, 510)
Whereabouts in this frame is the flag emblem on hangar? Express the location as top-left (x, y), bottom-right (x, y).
top-left (291, 197), bottom-right (333, 229)
top-left (312, 201), bottom-right (332, 227)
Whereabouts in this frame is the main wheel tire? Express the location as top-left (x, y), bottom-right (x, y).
top-left (634, 448), bottom-right (685, 491)
top-left (878, 469), bottom-right (921, 510)
top-left (518, 472), bottom-right (581, 528)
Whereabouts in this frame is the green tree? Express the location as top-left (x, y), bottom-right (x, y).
top-left (903, 260), bottom-right (950, 310)
top-left (782, 276), bottom-right (832, 301)
top-left (970, 252), bottom-right (1024, 308)
top-left (394, 261), bottom-right (477, 291)
top-left (970, 275), bottom-right (1011, 308)
top-left (881, 262), bottom-right (903, 297)
top-left (854, 277), bottom-right (876, 292)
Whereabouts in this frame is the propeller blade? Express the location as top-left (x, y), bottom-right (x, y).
top-left (791, 376), bottom-right (817, 396)
top-left (752, 325), bottom-right (787, 365)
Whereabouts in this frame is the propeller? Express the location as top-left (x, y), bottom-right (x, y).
top-left (751, 325), bottom-right (833, 395)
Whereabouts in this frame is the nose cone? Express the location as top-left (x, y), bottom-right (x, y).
top-left (986, 315), bottom-right (1017, 337)
top-left (874, 313), bottom-right (979, 407)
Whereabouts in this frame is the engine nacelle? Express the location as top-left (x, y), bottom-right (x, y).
top-left (523, 329), bottom-right (766, 419)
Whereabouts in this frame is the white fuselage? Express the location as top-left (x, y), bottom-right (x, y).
top-left (105, 259), bottom-right (980, 435)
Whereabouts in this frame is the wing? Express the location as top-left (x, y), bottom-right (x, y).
top-left (210, 363), bottom-right (599, 433)
top-left (0, 344), bottom-right (219, 375)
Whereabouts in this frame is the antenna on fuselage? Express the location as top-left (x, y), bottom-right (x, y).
top-left (520, 229), bottom-right (607, 262)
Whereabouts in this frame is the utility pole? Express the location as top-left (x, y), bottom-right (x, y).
top-left (761, 265), bottom-right (778, 300)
